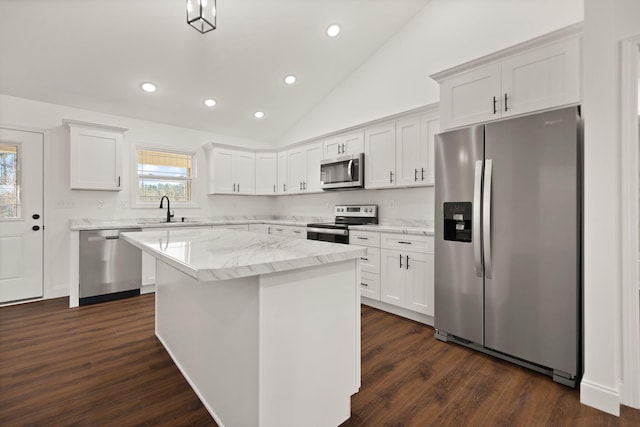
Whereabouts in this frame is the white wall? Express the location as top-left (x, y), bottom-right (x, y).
top-left (580, 0), bottom-right (640, 416)
top-left (0, 94), bottom-right (277, 299)
top-left (278, 0), bottom-right (584, 146)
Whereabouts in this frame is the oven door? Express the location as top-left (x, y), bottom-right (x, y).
top-left (320, 153), bottom-right (364, 190)
top-left (306, 227), bottom-right (349, 244)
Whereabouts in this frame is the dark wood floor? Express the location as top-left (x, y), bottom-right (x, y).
top-left (1, 295), bottom-right (639, 426)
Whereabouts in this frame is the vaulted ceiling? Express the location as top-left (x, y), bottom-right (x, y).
top-left (0, 0), bottom-right (430, 142)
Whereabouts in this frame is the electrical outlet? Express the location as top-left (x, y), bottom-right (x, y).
top-left (97, 200), bottom-right (105, 209)
top-left (389, 199), bottom-right (395, 209)
top-left (121, 201), bottom-right (129, 209)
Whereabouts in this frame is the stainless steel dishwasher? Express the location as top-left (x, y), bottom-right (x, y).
top-left (79, 228), bottom-right (142, 306)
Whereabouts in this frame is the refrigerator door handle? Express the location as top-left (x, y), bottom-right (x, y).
top-left (473, 160), bottom-right (483, 277)
top-left (483, 159), bottom-right (493, 279)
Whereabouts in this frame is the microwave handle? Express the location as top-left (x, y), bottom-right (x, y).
top-left (347, 159), bottom-right (353, 180)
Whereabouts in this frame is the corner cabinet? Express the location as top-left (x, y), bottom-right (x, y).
top-left (432, 24), bottom-right (581, 131)
top-left (64, 119), bottom-right (127, 191)
top-left (205, 145), bottom-right (256, 195)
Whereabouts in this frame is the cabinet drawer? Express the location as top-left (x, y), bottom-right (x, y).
top-left (355, 246), bottom-right (380, 274)
top-left (381, 233), bottom-right (433, 253)
top-left (360, 272), bottom-right (380, 301)
top-left (271, 224), bottom-right (306, 239)
top-left (349, 230), bottom-right (380, 247)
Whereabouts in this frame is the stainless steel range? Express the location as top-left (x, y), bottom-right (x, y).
top-left (306, 205), bottom-right (378, 244)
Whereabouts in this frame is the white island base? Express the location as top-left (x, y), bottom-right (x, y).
top-left (155, 258), bottom-right (361, 427)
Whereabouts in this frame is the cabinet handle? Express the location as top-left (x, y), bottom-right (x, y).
top-left (414, 168), bottom-right (418, 181)
top-left (276, 228), bottom-right (283, 232)
top-left (421, 168), bottom-right (425, 181)
top-left (303, 181), bottom-right (307, 190)
top-left (399, 254), bottom-right (403, 268)
top-left (406, 255), bottom-right (410, 270)
top-left (118, 176), bottom-right (121, 187)
top-left (238, 183), bottom-right (240, 192)
top-left (268, 226), bottom-right (271, 234)
top-left (356, 236), bottom-right (368, 240)
top-left (389, 171), bottom-right (394, 183)
top-left (293, 230), bottom-right (301, 234)
top-left (342, 143), bottom-right (345, 154)
top-left (493, 96), bottom-right (497, 114)
top-left (283, 184), bottom-right (287, 192)
top-left (273, 184), bottom-right (276, 193)
top-left (504, 93), bottom-right (508, 112)
top-left (361, 282), bottom-right (369, 287)
top-left (233, 183), bottom-right (236, 192)
top-left (398, 241), bottom-right (412, 245)
top-left (361, 257), bottom-right (368, 261)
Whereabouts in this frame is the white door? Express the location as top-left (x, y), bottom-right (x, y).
top-left (395, 115), bottom-right (422, 187)
top-left (277, 151), bottom-right (288, 194)
top-left (364, 122), bottom-right (396, 189)
top-left (0, 128), bottom-right (44, 304)
top-left (255, 152), bottom-right (277, 195)
top-left (380, 249), bottom-right (404, 307)
top-left (234, 151), bottom-right (255, 194)
top-left (210, 148), bottom-right (234, 194)
top-left (439, 63), bottom-right (501, 130)
top-left (304, 142), bottom-right (323, 192)
top-left (287, 148), bottom-right (305, 194)
top-left (405, 252), bottom-right (433, 316)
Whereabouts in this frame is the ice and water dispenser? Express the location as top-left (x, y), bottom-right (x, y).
top-left (443, 202), bottom-right (472, 242)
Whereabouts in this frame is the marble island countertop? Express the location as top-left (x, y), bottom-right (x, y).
top-left (69, 216), bottom-right (434, 235)
top-left (121, 228), bottom-right (366, 281)
top-left (69, 216), bottom-right (330, 231)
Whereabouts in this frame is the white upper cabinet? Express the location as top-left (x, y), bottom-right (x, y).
top-left (277, 151), bottom-right (288, 194)
top-left (64, 119), bottom-right (127, 191)
top-left (420, 110), bottom-right (440, 185)
top-left (364, 122), bottom-right (396, 189)
top-left (432, 25), bottom-right (581, 131)
top-left (206, 145), bottom-right (255, 195)
top-left (323, 131), bottom-right (364, 157)
top-left (287, 141), bottom-right (323, 194)
top-left (255, 152), bottom-right (277, 195)
top-left (395, 115), bottom-right (423, 187)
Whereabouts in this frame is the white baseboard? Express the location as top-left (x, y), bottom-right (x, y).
top-left (580, 378), bottom-right (620, 416)
top-left (361, 297), bottom-right (433, 326)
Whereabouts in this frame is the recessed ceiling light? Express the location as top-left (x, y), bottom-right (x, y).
top-left (204, 98), bottom-right (217, 107)
top-left (254, 111), bottom-right (265, 119)
top-left (327, 24), bottom-right (341, 37)
top-left (284, 75), bottom-right (297, 85)
top-left (140, 82), bottom-right (157, 93)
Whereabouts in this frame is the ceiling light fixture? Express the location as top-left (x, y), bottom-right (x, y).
top-left (284, 75), bottom-right (296, 85)
top-left (327, 24), bottom-right (341, 38)
top-left (254, 111), bottom-right (265, 119)
top-left (141, 82), bottom-right (157, 93)
top-left (204, 98), bottom-right (217, 107)
top-left (187, 0), bottom-right (217, 34)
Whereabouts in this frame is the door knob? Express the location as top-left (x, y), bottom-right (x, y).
top-left (32, 214), bottom-right (40, 220)
top-left (32, 225), bottom-right (40, 231)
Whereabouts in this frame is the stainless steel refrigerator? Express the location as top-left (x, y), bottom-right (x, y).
top-left (434, 106), bottom-right (581, 387)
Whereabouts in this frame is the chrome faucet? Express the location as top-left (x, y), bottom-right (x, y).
top-left (159, 196), bottom-right (174, 223)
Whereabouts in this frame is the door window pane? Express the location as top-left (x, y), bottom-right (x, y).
top-left (0, 145), bottom-right (20, 219)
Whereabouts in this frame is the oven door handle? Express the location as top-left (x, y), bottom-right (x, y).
top-left (306, 227), bottom-right (349, 236)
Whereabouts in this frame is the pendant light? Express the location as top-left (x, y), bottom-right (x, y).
top-left (187, 0), bottom-right (216, 34)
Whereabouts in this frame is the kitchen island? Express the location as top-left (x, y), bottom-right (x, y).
top-left (121, 228), bottom-right (366, 427)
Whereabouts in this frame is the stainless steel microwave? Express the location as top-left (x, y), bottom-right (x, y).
top-left (320, 153), bottom-right (364, 190)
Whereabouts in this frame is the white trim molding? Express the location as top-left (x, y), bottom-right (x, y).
top-left (619, 34), bottom-right (640, 409)
top-left (581, 380), bottom-right (621, 416)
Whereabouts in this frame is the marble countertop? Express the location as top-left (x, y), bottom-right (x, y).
top-left (350, 224), bottom-right (434, 236)
top-left (69, 216), bottom-right (434, 235)
top-left (69, 216), bottom-right (328, 231)
top-left (121, 228), bottom-right (366, 281)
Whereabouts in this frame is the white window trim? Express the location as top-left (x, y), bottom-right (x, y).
top-left (131, 144), bottom-right (200, 209)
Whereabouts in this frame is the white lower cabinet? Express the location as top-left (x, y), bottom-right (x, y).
top-left (360, 272), bottom-right (380, 301)
top-left (379, 233), bottom-right (434, 317)
top-left (349, 231), bottom-right (381, 301)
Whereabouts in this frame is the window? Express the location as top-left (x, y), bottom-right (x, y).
top-left (136, 148), bottom-right (195, 204)
top-left (0, 144), bottom-right (20, 218)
